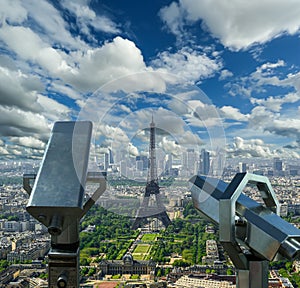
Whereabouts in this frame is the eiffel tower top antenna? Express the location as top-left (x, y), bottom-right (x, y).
top-left (148, 114), bottom-right (157, 184)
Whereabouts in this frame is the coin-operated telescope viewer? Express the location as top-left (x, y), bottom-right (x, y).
top-left (24, 121), bottom-right (106, 288)
top-left (190, 173), bottom-right (300, 288)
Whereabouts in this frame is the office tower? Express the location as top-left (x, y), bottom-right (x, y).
top-left (165, 154), bottom-right (172, 175)
top-left (136, 155), bottom-right (148, 170)
top-left (181, 151), bottom-right (188, 173)
top-left (187, 149), bottom-right (197, 175)
top-left (200, 149), bottom-right (210, 175)
top-left (108, 148), bottom-right (114, 165)
top-left (273, 157), bottom-right (283, 176)
top-left (136, 160), bottom-right (143, 171)
top-left (239, 162), bottom-right (247, 173)
top-left (120, 160), bottom-right (127, 177)
top-left (104, 152), bottom-right (109, 171)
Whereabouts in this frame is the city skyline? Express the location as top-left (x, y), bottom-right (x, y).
top-left (1, 1), bottom-right (300, 161)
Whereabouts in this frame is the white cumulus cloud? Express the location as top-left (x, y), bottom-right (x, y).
top-left (158, 137), bottom-right (182, 156)
top-left (220, 106), bottom-right (249, 121)
top-left (0, 25), bottom-right (71, 75)
top-left (227, 136), bottom-right (286, 158)
top-left (251, 93), bottom-right (300, 112)
top-left (61, 0), bottom-right (120, 35)
top-left (0, 0), bottom-right (27, 24)
top-left (10, 136), bottom-right (46, 150)
top-left (160, 0), bottom-right (300, 50)
top-left (65, 37), bottom-right (147, 91)
top-left (152, 47), bottom-right (222, 83)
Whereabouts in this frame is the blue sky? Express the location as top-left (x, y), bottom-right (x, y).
top-left (1, 0), bottom-right (300, 161)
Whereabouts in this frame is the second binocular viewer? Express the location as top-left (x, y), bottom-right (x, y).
top-left (190, 172), bottom-right (300, 287)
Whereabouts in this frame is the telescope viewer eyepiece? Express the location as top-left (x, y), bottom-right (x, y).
top-left (48, 215), bottom-right (63, 236)
top-left (280, 237), bottom-right (300, 260)
top-left (57, 271), bottom-right (68, 287)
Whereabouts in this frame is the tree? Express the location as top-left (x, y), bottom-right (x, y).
top-left (279, 268), bottom-right (289, 278)
top-left (172, 259), bottom-right (190, 267)
top-left (285, 261), bottom-right (293, 273)
top-left (80, 267), bottom-right (88, 276)
top-left (156, 268), bottom-right (162, 277)
top-left (87, 267), bottom-right (96, 277)
top-left (0, 260), bottom-right (9, 273)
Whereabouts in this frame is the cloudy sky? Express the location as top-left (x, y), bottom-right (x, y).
top-left (1, 0), bottom-right (300, 161)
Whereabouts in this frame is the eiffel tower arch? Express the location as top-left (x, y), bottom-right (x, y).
top-left (132, 117), bottom-right (171, 230)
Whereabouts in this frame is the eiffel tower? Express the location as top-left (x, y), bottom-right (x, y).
top-left (132, 116), bottom-right (171, 230)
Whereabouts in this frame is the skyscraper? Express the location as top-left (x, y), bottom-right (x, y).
top-left (187, 148), bottom-right (197, 175)
top-left (273, 157), bottom-right (283, 176)
top-left (239, 162), bottom-right (247, 173)
top-left (108, 148), bottom-right (114, 165)
top-left (200, 149), bottom-right (210, 175)
top-left (120, 160), bottom-right (127, 177)
top-left (104, 152), bottom-right (109, 171)
top-left (136, 160), bottom-right (143, 171)
top-left (165, 154), bottom-right (173, 175)
top-left (136, 155), bottom-right (148, 170)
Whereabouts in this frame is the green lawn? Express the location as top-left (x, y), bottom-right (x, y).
top-left (141, 233), bottom-right (158, 242)
top-left (132, 254), bottom-right (145, 260)
top-left (133, 244), bottom-right (150, 254)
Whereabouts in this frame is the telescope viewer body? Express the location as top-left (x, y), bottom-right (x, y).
top-left (25, 121), bottom-right (107, 287)
top-left (190, 173), bottom-right (300, 264)
top-left (26, 121), bottom-right (92, 236)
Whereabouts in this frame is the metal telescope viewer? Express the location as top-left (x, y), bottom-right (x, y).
top-left (190, 173), bottom-right (300, 288)
top-left (24, 121), bottom-right (106, 287)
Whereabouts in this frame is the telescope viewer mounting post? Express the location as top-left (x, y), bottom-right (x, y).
top-left (24, 121), bottom-right (107, 287)
top-left (190, 172), bottom-right (300, 288)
